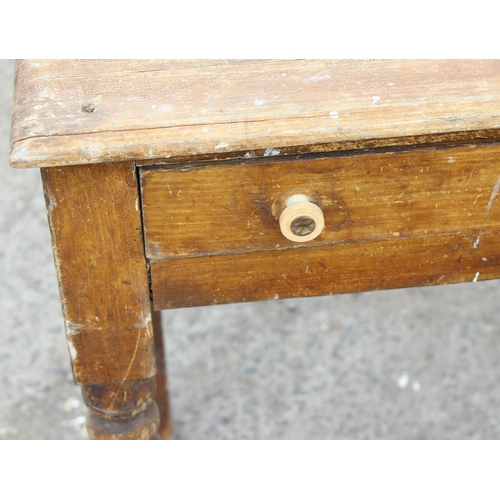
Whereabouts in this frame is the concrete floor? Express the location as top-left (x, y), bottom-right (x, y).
top-left (2, 58), bottom-right (500, 439)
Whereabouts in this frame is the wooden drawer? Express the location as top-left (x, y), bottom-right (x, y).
top-left (140, 142), bottom-right (500, 309)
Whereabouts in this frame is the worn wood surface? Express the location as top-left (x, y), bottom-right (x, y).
top-left (10, 59), bottom-right (500, 169)
top-left (83, 377), bottom-right (160, 440)
top-left (151, 230), bottom-right (500, 309)
top-left (41, 162), bottom-right (156, 384)
top-left (141, 143), bottom-right (500, 260)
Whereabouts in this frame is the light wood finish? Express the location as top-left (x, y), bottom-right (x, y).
top-left (279, 198), bottom-right (325, 242)
top-left (10, 60), bottom-right (500, 169)
top-left (41, 162), bottom-right (156, 385)
top-left (140, 143), bottom-right (500, 260)
top-left (151, 230), bottom-right (500, 309)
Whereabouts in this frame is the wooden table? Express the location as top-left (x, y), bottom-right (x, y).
top-left (9, 59), bottom-right (500, 439)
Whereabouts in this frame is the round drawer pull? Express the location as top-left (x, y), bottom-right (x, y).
top-left (279, 194), bottom-right (324, 242)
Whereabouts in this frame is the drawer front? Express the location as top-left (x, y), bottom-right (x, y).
top-left (140, 142), bottom-right (500, 309)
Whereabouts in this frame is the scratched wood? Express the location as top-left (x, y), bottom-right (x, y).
top-left (140, 142), bottom-right (500, 260)
top-left (10, 59), bottom-right (500, 169)
top-left (151, 230), bottom-right (500, 309)
top-left (41, 162), bottom-right (156, 384)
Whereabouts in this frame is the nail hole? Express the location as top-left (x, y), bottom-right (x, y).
top-left (81, 103), bottom-right (95, 113)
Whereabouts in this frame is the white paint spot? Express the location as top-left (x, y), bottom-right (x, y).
top-left (65, 321), bottom-right (84, 336)
top-left (388, 82), bottom-right (394, 86)
top-left (447, 157), bottom-right (456, 164)
top-left (482, 257), bottom-right (488, 262)
top-left (397, 372), bottom-right (409, 389)
top-left (329, 111), bottom-right (339, 119)
top-left (281, 73), bottom-right (287, 76)
top-left (215, 142), bottom-right (229, 149)
top-left (264, 148), bottom-right (280, 157)
top-left (67, 338), bottom-right (78, 361)
top-left (473, 235), bottom-right (481, 249)
top-left (486, 175), bottom-right (500, 213)
top-left (151, 104), bottom-right (157, 109)
top-left (473, 272), bottom-right (480, 282)
top-left (371, 96), bottom-right (381, 106)
top-left (310, 75), bottom-right (330, 82)
top-left (243, 152), bottom-right (256, 158)
top-left (412, 381), bottom-right (421, 392)
top-left (273, 293), bottom-right (280, 300)
top-left (254, 97), bottom-right (265, 106)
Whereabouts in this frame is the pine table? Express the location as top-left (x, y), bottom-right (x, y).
top-left (10, 59), bottom-right (500, 439)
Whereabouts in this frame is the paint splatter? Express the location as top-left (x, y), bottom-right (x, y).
top-left (310, 75), bottom-right (330, 82)
top-left (486, 175), bottom-right (500, 213)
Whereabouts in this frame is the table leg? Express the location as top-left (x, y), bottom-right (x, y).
top-left (41, 162), bottom-right (164, 439)
top-left (152, 310), bottom-right (172, 439)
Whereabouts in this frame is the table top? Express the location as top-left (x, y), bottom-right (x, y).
top-left (9, 59), bottom-right (500, 169)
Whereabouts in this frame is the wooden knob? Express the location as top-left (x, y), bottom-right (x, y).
top-left (279, 195), bottom-right (324, 242)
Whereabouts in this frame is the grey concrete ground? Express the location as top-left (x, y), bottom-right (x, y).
top-left (2, 59), bottom-right (500, 439)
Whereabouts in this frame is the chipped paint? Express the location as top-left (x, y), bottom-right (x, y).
top-left (215, 142), bottom-right (229, 149)
top-left (264, 148), bottom-right (280, 157)
top-left (329, 111), bottom-right (339, 119)
top-left (254, 97), bottom-right (265, 106)
top-left (371, 96), bottom-right (381, 106)
top-left (473, 272), bottom-right (480, 282)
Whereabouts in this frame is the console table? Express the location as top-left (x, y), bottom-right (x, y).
top-left (9, 59), bottom-right (500, 439)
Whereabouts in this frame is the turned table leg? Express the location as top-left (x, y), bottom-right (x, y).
top-left (41, 162), bottom-right (170, 440)
top-left (83, 378), bottom-right (160, 440)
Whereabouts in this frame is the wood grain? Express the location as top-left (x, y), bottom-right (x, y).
top-left (41, 162), bottom-right (156, 384)
top-left (10, 59), bottom-right (500, 169)
top-left (151, 230), bottom-right (500, 309)
top-left (141, 143), bottom-right (500, 260)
